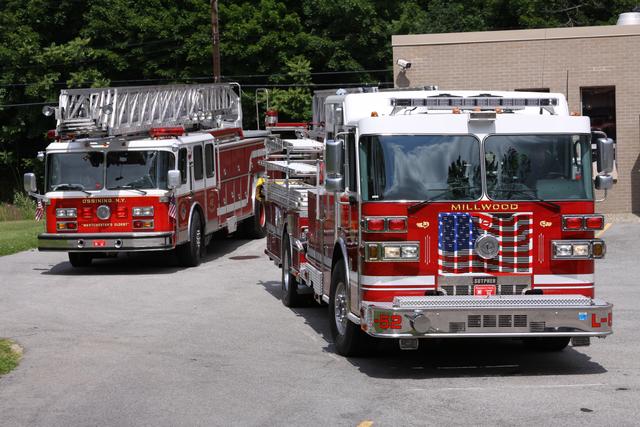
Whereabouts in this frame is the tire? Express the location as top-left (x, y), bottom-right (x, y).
top-left (329, 261), bottom-right (370, 357)
top-left (68, 252), bottom-right (93, 267)
top-left (177, 210), bottom-right (204, 267)
top-left (523, 337), bottom-right (570, 352)
top-left (241, 197), bottom-right (267, 239)
top-left (281, 234), bottom-right (302, 307)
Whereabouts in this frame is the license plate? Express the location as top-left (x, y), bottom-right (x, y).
top-left (92, 240), bottom-right (106, 247)
top-left (474, 285), bottom-right (496, 296)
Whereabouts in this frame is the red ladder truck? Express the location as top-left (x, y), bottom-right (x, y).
top-left (24, 83), bottom-right (268, 267)
top-left (262, 88), bottom-right (616, 356)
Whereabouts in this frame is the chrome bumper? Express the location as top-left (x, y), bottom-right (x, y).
top-left (38, 232), bottom-right (174, 252)
top-left (362, 295), bottom-right (613, 338)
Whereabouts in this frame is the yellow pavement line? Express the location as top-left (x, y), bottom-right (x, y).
top-left (595, 223), bottom-right (612, 238)
top-left (357, 421), bottom-right (374, 427)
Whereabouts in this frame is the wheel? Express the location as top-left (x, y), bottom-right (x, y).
top-left (523, 337), bottom-right (570, 352)
top-left (177, 210), bottom-right (204, 267)
top-left (240, 197), bottom-right (267, 239)
top-left (281, 234), bottom-right (302, 307)
top-left (68, 252), bottom-right (93, 267)
top-left (329, 261), bottom-right (370, 357)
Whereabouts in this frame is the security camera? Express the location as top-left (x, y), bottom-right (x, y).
top-left (397, 59), bottom-right (412, 70)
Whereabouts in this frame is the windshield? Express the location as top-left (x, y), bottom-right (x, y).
top-left (359, 135), bottom-right (481, 201)
top-left (47, 152), bottom-right (104, 192)
top-left (106, 151), bottom-right (174, 190)
top-left (485, 134), bottom-right (593, 200)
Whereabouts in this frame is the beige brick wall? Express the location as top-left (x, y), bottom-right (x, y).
top-left (393, 27), bottom-right (640, 213)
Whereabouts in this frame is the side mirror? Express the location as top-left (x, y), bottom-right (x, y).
top-left (24, 173), bottom-right (37, 193)
top-left (595, 174), bottom-right (614, 191)
top-left (324, 139), bottom-right (345, 192)
top-left (168, 170), bottom-right (181, 189)
top-left (596, 137), bottom-right (615, 174)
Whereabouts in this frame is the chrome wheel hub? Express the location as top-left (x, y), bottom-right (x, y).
top-left (283, 249), bottom-right (290, 291)
top-left (334, 281), bottom-right (348, 335)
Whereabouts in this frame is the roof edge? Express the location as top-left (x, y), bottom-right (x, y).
top-left (392, 24), bottom-right (640, 47)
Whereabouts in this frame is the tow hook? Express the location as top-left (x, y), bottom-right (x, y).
top-left (399, 338), bottom-right (419, 351)
top-left (571, 337), bottom-right (591, 347)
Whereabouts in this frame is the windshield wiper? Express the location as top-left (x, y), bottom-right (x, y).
top-left (490, 188), bottom-right (560, 211)
top-left (51, 183), bottom-right (91, 195)
top-left (408, 185), bottom-right (482, 213)
top-left (110, 185), bottom-right (147, 195)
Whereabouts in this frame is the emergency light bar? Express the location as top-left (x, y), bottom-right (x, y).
top-left (390, 96), bottom-right (559, 110)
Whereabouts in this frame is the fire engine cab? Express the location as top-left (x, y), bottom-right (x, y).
top-left (262, 88), bottom-right (616, 356)
top-left (25, 83), bottom-right (268, 267)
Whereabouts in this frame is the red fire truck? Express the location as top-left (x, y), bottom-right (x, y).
top-left (24, 83), bottom-right (268, 267)
top-left (262, 88), bottom-right (616, 356)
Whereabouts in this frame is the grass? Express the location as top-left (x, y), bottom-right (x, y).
top-left (0, 339), bottom-right (22, 375)
top-left (0, 220), bottom-right (44, 256)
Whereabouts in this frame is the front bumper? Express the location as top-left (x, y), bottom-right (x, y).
top-left (38, 232), bottom-right (174, 252)
top-left (362, 295), bottom-right (613, 338)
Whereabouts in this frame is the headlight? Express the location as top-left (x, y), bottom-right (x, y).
top-left (366, 243), bottom-right (419, 261)
top-left (56, 208), bottom-right (77, 218)
top-left (401, 245), bottom-right (419, 259)
top-left (132, 206), bottom-right (154, 217)
top-left (572, 244), bottom-right (590, 257)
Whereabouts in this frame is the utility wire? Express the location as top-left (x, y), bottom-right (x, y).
top-left (0, 68), bottom-right (393, 88)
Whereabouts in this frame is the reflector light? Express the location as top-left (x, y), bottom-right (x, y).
top-left (133, 220), bottom-right (154, 229)
top-left (367, 244), bottom-right (380, 261)
top-left (585, 216), bottom-right (604, 230)
top-left (366, 218), bottom-right (385, 231)
top-left (149, 127), bottom-right (185, 138)
top-left (56, 221), bottom-right (77, 231)
top-left (388, 218), bottom-right (407, 232)
top-left (592, 241), bottom-right (606, 258)
top-left (563, 216), bottom-right (583, 230)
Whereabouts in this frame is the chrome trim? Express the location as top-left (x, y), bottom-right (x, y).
top-left (362, 295), bottom-right (613, 338)
top-left (38, 231), bottom-right (174, 252)
top-left (347, 312), bottom-right (361, 324)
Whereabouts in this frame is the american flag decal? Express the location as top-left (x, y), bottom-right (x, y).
top-left (34, 199), bottom-right (44, 222)
top-left (168, 195), bottom-right (177, 221)
top-left (438, 212), bottom-right (533, 274)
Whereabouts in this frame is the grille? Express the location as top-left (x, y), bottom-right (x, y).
top-left (449, 322), bottom-right (466, 333)
top-left (438, 212), bottom-right (532, 274)
top-left (483, 315), bottom-right (497, 328)
top-left (393, 295), bottom-right (592, 308)
top-left (468, 315), bottom-right (482, 328)
top-left (530, 321), bottom-right (546, 332)
top-left (499, 315), bottom-right (512, 327)
top-left (441, 284), bottom-right (528, 296)
top-left (514, 315), bottom-right (528, 327)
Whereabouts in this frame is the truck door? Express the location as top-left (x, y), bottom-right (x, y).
top-left (177, 147), bottom-right (190, 240)
top-left (204, 141), bottom-right (218, 230)
top-left (191, 143), bottom-right (206, 224)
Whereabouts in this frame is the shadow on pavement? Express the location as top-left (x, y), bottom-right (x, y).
top-left (41, 234), bottom-right (252, 276)
top-left (257, 278), bottom-right (608, 379)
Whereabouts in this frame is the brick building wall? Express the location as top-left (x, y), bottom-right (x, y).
top-left (392, 25), bottom-right (640, 213)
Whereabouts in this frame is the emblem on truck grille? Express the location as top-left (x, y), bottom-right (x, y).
top-left (96, 205), bottom-right (111, 220)
top-left (475, 234), bottom-right (500, 259)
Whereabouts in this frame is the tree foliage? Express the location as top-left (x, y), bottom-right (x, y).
top-left (0, 0), bottom-right (635, 199)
